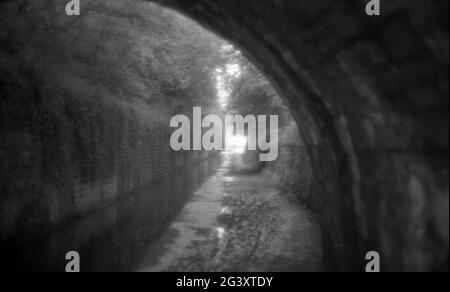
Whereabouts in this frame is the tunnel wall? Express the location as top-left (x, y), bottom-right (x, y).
top-left (269, 121), bottom-right (315, 207)
top-left (0, 78), bottom-right (220, 271)
top-left (157, 0), bottom-right (449, 271)
top-left (0, 0), bottom-right (221, 271)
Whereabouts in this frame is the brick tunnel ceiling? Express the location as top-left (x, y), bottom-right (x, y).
top-left (0, 0), bottom-right (448, 272)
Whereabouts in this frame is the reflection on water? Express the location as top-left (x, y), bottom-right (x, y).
top-left (223, 176), bottom-right (236, 183)
top-left (215, 226), bottom-right (228, 264)
top-left (216, 227), bottom-right (226, 241)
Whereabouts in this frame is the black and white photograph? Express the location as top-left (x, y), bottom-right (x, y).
top-left (0, 0), bottom-right (448, 276)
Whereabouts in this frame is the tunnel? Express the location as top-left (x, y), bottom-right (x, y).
top-left (0, 0), bottom-right (448, 272)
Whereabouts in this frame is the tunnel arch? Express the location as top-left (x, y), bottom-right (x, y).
top-left (148, 0), bottom-right (366, 271)
top-left (0, 0), bottom-right (447, 272)
top-left (150, 0), bottom-right (449, 271)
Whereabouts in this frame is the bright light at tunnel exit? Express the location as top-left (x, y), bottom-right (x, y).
top-left (226, 134), bottom-right (248, 154)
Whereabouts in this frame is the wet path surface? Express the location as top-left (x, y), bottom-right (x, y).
top-left (136, 154), bottom-right (323, 272)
